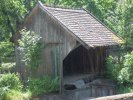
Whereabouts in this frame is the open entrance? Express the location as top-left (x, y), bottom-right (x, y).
top-left (63, 45), bottom-right (106, 76)
top-left (63, 45), bottom-right (93, 76)
top-left (62, 45), bottom-right (116, 98)
top-left (63, 45), bottom-right (107, 91)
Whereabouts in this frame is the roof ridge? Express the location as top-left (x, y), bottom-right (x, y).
top-left (43, 4), bottom-right (86, 13)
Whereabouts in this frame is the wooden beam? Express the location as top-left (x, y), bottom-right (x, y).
top-left (59, 44), bottom-right (63, 94)
top-left (90, 93), bottom-right (133, 100)
top-left (47, 42), bottom-right (63, 44)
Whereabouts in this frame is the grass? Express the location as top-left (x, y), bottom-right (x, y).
top-left (4, 90), bottom-right (31, 100)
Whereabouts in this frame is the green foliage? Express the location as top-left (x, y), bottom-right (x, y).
top-left (0, 41), bottom-right (15, 73)
top-left (93, 0), bottom-right (117, 21)
top-left (0, 89), bottom-right (31, 100)
top-left (0, 0), bottom-right (27, 40)
top-left (0, 62), bottom-right (15, 73)
top-left (118, 51), bottom-right (133, 83)
top-left (0, 87), bottom-right (9, 100)
top-left (0, 41), bottom-right (14, 60)
top-left (0, 73), bottom-right (27, 100)
top-left (0, 73), bottom-right (22, 91)
top-left (5, 90), bottom-right (31, 100)
top-left (29, 76), bottom-right (59, 96)
top-left (18, 29), bottom-right (43, 70)
top-left (0, 0), bottom-right (59, 41)
top-left (106, 55), bottom-right (122, 80)
top-left (105, 0), bottom-right (133, 45)
top-left (106, 51), bottom-right (133, 84)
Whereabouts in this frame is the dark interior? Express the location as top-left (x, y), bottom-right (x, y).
top-left (63, 45), bottom-right (92, 76)
top-left (63, 45), bottom-right (106, 77)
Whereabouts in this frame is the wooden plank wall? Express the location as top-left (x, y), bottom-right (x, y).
top-left (16, 7), bottom-right (77, 79)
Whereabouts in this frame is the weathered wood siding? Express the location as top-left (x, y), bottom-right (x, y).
top-left (21, 7), bottom-right (77, 77)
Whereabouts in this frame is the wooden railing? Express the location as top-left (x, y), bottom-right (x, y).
top-left (90, 93), bottom-right (133, 100)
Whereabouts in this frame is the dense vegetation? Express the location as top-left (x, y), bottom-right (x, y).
top-left (0, 73), bottom-right (31, 100)
top-left (29, 76), bottom-right (59, 96)
top-left (0, 0), bottom-right (133, 99)
top-left (106, 51), bottom-right (133, 93)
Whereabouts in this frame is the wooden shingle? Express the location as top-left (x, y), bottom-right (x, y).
top-left (41, 5), bottom-right (123, 47)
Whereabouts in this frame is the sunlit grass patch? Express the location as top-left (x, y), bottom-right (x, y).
top-left (5, 90), bottom-right (31, 100)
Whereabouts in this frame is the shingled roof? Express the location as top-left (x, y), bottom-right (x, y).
top-left (39, 2), bottom-right (123, 47)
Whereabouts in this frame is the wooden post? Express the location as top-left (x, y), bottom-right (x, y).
top-left (59, 44), bottom-right (63, 94)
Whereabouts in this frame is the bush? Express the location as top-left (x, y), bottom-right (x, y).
top-left (0, 62), bottom-right (15, 73)
top-left (0, 87), bottom-right (9, 100)
top-left (0, 73), bottom-right (22, 91)
top-left (29, 76), bottom-right (59, 96)
top-left (106, 51), bottom-right (133, 84)
top-left (0, 89), bottom-right (31, 100)
top-left (0, 41), bottom-right (14, 59)
top-left (106, 55), bottom-right (123, 80)
top-left (18, 29), bottom-right (43, 70)
top-left (118, 51), bottom-right (133, 83)
top-left (0, 73), bottom-right (31, 100)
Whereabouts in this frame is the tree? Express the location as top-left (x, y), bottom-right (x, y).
top-left (105, 0), bottom-right (133, 45)
top-left (0, 0), bottom-right (27, 41)
top-left (0, 0), bottom-right (133, 56)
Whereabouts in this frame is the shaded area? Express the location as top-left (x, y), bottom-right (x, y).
top-left (63, 45), bottom-right (106, 76)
